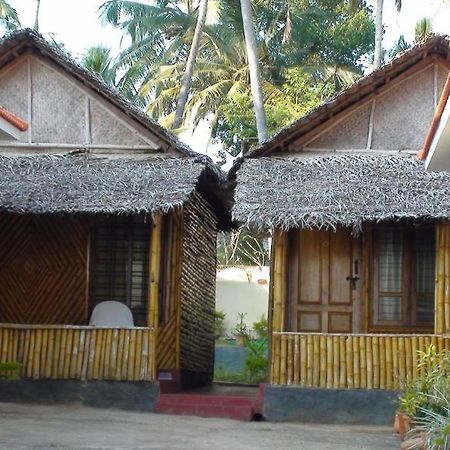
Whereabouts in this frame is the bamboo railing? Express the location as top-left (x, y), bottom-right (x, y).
top-left (271, 332), bottom-right (450, 389)
top-left (0, 324), bottom-right (156, 381)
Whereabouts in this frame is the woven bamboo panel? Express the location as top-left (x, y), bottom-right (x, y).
top-left (372, 66), bottom-right (435, 150)
top-left (306, 103), bottom-right (371, 150)
top-left (0, 213), bottom-right (89, 324)
top-left (271, 332), bottom-right (450, 389)
top-left (0, 324), bottom-right (155, 381)
top-left (31, 58), bottom-right (86, 144)
top-left (90, 101), bottom-right (147, 146)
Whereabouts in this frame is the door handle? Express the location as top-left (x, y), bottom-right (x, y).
top-left (346, 276), bottom-right (359, 290)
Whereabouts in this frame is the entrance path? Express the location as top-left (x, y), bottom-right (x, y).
top-left (0, 402), bottom-right (398, 449)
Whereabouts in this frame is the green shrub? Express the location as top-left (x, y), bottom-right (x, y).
top-left (252, 315), bottom-right (268, 340)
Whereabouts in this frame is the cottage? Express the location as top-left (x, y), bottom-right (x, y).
top-left (0, 29), bottom-right (227, 407)
top-left (232, 36), bottom-right (450, 423)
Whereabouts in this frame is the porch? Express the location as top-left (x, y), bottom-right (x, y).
top-left (0, 324), bottom-right (156, 381)
top-left (269, 222), bottom-right (450, 389)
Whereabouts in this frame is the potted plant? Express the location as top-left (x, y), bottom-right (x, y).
top-left (233, 312), bottom-right (250, 346)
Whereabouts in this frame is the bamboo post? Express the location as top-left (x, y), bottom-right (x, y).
top-left (293, 335), bottom-right (300, 385)
top-left (332, 336), bottom-right (339, 389)
top-left (386, 337), bottom-right (393, 389)
top-left (319, 335), bottom-right (327, 388)
top-left (148, 213), bottom-right (163, 330)
top-left (436, 223), bottom-right (446, 333)
top-left (346, 336), bottom-right (353, 388)
top-left (300, 335), bottom-right (307, 386)
top-left (339, 336), bottom-right (346, 388)
top-left (360, 336), bottom-right (367, 389)
top-left (379, 336), bottom-right (386, 389)
top-left (306, 335), bottom-right (313, 387)
top-left (326, 335), bottom-right (333, 388)
top-left (312, 335), bottom-right (320, 386)
top-left (353, 336), bottom-right (360, 388)
top-left (373, 336), bottom-right (379, 389)
top-left (366, 336), bottom-right (373, 389)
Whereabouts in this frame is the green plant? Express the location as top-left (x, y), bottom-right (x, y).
top-left (232, 312), bottom-right (250, 337)
top-left (252, 315), bottom-right (268, 340)
top-left (0, 361), bottom-right (21, 380)
top-left (214, 310), bottom-right (226, 340)
top-left (413, 400), bottom-right (450, 450)
top-left (244, 339), bottom-right (268, 383)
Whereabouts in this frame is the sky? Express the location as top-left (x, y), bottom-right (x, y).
top-left (10, 0), bottom-right (450, 60)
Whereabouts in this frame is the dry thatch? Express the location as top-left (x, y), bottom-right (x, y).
top-left (232, 154), bottom-right (450, 232)
top-left (0, 154), bottom-right (211, 215)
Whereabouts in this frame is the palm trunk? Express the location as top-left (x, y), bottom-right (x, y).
top-left (172, 0), bottom-right (208, 130)
top-left (34, 0), bottom-right (41, 31)
top-left (240, 0), bottom-right (268, 143)
top-left (373, 0), bottom-right (384, 70)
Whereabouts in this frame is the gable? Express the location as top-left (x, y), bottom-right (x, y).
top-left (0, 54), bottom-right (158, 150)
top-left (300, 63), bottom-right (449, 153)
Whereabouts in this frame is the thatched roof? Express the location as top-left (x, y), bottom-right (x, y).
top-left (0, 154), bottom-right (214, 215)
top-left (232, 154), bottom-right (450, 232)
top-left (248, 35), bottom-right (450, 158)
top-left (0, 29), bottom-right (195, 156)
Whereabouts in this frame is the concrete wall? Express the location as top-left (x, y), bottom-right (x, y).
top-left (216, 266), bottom-right (269, 337)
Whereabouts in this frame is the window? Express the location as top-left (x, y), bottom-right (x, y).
top-left (90, 216), bottom-right (151, 326)
top-left (371, 223), bottom-right (435, 331)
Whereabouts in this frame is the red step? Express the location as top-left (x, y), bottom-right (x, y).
top-left (155, 392), bottom-right (263, 421)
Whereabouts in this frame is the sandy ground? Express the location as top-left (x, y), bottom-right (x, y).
top-left (0, 402), bottom-right (399, 450)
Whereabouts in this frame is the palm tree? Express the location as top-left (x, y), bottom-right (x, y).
top-left (101, 0), bottom-right (373, 151)
top-left (239, 0), bottom-right (267, 143)
top-left (172, 0), bottom-right (208, 130)
top-left (34, 0), bottom-right (41, 31)
top-left (415, 17), bottom-right (433, 42)
top-left (81, 45), bottom-right (117, 86)
top-left (0, 0), bottom-right (20, 34)
top-left (349, 0), bottom-right (401, 69)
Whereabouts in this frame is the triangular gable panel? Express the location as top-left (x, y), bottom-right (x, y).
top-left (0, 55), bottom-right (156, 149)
top-left (303, 64), bottom-right (449, 152)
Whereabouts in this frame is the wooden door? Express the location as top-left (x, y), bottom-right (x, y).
top-left (288, 227), bottom-right (361, 333)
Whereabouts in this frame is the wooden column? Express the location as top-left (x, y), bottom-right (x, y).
top-left (435, 221), bottom-right (450, 334)
top-left (148, 213), bottom-right (163, 330)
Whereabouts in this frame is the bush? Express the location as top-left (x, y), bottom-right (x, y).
top-left (252, 315), bottom-right (268, 340)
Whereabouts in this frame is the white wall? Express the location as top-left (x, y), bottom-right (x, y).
top-left (216, 266), bottom-right (270, 337)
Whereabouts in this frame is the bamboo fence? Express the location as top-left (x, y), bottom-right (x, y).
top-left (271, 332), bottom-right (450, 389)
top-left (0, 324), bottom-right (156, 381)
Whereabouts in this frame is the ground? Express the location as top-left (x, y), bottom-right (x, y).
top-left (0, 402), bottom-right (398, 449)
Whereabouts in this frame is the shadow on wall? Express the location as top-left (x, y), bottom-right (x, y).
top-left (216, 266), bottom-right (269, 337)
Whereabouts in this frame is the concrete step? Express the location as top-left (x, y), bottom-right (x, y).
top-left (155, 391), bottom-right (262, 421)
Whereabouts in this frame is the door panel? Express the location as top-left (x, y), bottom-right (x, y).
top-left (299, 230), bottom-right (322, 304)
top-left (289, 227), bottom-right (361, 333)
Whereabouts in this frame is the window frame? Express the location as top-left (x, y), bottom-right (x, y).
top-left (88, 215), bottom-right (152, 327)
top-left (369, 222), bottom-right (435, 333)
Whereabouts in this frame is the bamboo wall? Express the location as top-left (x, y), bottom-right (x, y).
top-left (0, 324), bottom-right (156, 381)
top-left (179, 192), bottom-right (217, 377)
top-left (271, 332), bottom-right (450, 389)
top-left (435, 222), bottom-right (450, 334)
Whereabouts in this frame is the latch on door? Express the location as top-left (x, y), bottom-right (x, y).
top-left (346, 259), bottom-right (359, 289)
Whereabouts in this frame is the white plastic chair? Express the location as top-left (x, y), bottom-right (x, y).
top-left (88, 301), bottom-right (134, 327)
